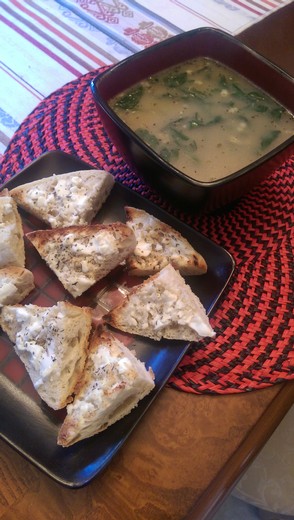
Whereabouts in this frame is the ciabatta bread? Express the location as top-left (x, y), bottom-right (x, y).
top-left (125, 207), bottom-right (207, 276)
top-left (0, 190), bottom-right (25, 268)
top-left (0, 266), bottom-right (34, 306)
top-left (0, 301), bottom-right (92, 409)
top-left (105, 264), bottom-right (215, 341)
top-left (57, 328), bottom-right (155, 447)
top-left (26, 223), bottom-right (136, 298)
top-left (10, 169), bottom-right (115, 228)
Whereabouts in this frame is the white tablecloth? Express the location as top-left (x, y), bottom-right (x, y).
top-left (0, 0), bottom-right (292, 157)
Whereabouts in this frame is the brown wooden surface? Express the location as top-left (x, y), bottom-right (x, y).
top-left (1, 5), bottom-right (294, 520)
top-left (1, 382), bottom-right (294, 520)
top-left (238, 2), bottom-right (294, 77)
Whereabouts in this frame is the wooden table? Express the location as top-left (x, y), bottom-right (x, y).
top-left (1, 4), bottom-right (293, 520)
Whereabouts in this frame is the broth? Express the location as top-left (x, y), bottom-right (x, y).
top-left (110, 58), bottom-right (294, 182)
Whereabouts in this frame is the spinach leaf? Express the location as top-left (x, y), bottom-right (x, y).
top-left (236, 114), bottom-right (250, 124)
top-left (231, 85), bottom-right (263, 106)
top-left (190, 113), bottom-right (204, 128)
top-left (231, 83), bottom-right (247, 100)
top-left (189, 113), bottom-right (223, 128)
top-left (160, 147), bottom-right (179, 162)
top-left (162, 86), bottom-right (207, 103)
top-left (260, 130), bottom-right (281, 150)
top-left (136, 128), bottom-right (159, 148)
top-left (248, 91), bottom-right (266, 102)
top-left (218, 74), bottom-right (228, 88)
top-left (188, 140), bottom-right (197, 151)
top-left (197, 64), bottom-right (211, 74)
top-left (253, 104), bottom-right (268, 113)
top-left (169, 127), bottom-right (189, 142)
top-left (270, 107), bottom-right (285, 121)
top-left (114, 85), bottom-right (143, 110)
top-left (230, 85), bottom-right (274, 114)
top-left (206, 115), bottom-right (223, 125)
top-left (179, 87), bottom-right (207, 102)
top-left (163, 71), bottom-right (187, 88)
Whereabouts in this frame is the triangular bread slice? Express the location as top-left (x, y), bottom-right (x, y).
top-left (0, 266), bottom-right (35, 306)
top-left (0, 190), bottom-right (25, 268)
top-left (0, 301), bottom-right (92, 409)
top-left (10, 169), bottom-right (115, 228)
top-left (124, 206), bottom-right (207, 276)
top-left (105, 264), bottom-right (215, 341)
top-left (57, 328), bottom-right (155, 447)
top-left (26, 223), bottom-right (136, 298)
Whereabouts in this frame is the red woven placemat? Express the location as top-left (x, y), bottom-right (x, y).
top-left (1, 68), bottom-right (293, 394)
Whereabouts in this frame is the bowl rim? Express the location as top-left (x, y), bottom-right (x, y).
top-left (91, 27), bottom-right (294, 188)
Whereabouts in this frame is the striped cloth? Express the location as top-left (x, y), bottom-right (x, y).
top-left (0, 0), bottom-right (292, 160)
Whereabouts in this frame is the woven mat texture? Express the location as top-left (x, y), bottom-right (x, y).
top-left (0, 69), bottom-right (293, 395)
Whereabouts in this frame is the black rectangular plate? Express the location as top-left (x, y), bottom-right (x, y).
top-left (0, 150), bottom-right (235, 487)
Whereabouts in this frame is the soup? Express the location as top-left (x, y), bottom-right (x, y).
top-left (110, 58), bottom-right (294, 182)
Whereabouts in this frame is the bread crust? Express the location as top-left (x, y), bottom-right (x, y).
top-left (125, 206), bottom-right (207, 276)
top-left (0, 191), bottom-right (25, 268)
top-left (26, 222), bottom-right (136, 297)
top-left (0, 266), bottom-right (34, 306)
top-left (10, 169), bottom-right (115, 228)
top-left (105, 264), bottom-right (215, 341)
top-left (0, 301), bottom-right (93, 409)
top-left (57, 327), bottom-right (155, 447)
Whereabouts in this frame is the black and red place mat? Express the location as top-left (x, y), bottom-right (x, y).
top-left (1, 67), bottom-right (293, 395)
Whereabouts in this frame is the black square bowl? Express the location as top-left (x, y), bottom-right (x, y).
top-left (91, 27), bottom-right (294, 213)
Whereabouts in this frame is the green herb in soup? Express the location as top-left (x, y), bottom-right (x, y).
top-left (110, 58), bottom-right (294, 182)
